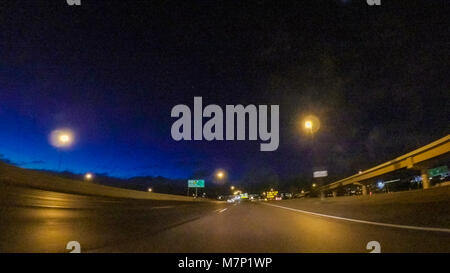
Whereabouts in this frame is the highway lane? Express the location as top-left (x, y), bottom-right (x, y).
top-left (97, 201), bottom-right (450, 253)
top-left (1, 183), bottom-right (450, 253)
top-left (0, 183), bottom-right (226, 252)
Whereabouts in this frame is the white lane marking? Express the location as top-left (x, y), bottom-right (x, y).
top-left (218, 208), bottom-right (228, 213)
top-left (263, 203), bottom-right (450, 233)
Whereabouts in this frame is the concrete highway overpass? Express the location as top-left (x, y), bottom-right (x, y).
top-left (318, 134), bottom-right (450, 197)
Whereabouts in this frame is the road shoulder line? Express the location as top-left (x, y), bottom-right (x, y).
top-left (262, 202), bottom-right (450, 233)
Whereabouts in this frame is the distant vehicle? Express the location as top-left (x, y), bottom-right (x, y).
top-left (441, 172), bottom-right (449, 182)
top-left (281, 193), bottom-right (293, 199)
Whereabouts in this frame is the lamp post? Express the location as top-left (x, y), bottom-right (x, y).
top-left (302, 115), bottom-right (321, 191)
top-left (50, 129), bottom-right (74, 171)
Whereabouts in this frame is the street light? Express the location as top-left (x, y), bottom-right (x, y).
top-left (50, 129), bottom-right (74, 148)
top-left (216, 171), bottom-right (224, 179)
top-left (84, 172), bottom-right (93, 181)
top-left (230, 186), bottom-right (235, 190)
top-left (305, 120), bottom-right (313, 130)
top-left (50, 128), bottom-right (75, 170)
top-left (301, 115), bottom-right (320, 136)
top-left (301, 115), bottom-right (321, 191)
top-left (60, 134), bottom-right (70, 143)
top-left (148, 188), bottom-right (153, 192)
top-left (305, 120), bottom-right (314, 141)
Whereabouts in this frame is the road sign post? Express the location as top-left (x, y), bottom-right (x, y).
top-left (188, 179), bottom-right (205, 197)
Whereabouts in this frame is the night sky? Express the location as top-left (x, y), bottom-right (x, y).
top-left (0, 1), bottom-right (448, 184)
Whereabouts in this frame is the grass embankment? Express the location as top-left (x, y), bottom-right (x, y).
top-left (0, 162), bottom-right (200, 202)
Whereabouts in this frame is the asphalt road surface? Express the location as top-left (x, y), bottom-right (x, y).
top-left (1, 183), bottom-right (449, 253)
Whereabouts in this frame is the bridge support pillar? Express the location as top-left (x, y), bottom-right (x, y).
top-left (320, 191), bottom-right (325, 200)
top-left (361, 185), bottom-right (368, 196)
top-left (332, 190), bottom-right (337, 198)
top-left (421, 168), bottom-right (430, 189)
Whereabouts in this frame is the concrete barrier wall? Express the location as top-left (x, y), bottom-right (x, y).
top-left (0, 163), bottom-right (203, 202)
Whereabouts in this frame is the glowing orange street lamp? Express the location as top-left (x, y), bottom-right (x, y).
top-left (301, 115), bottom-right (320, 138)
top-left (216, 171), bottom-right (224, 179)
top-left (305, 120), bottom-right (313, 130)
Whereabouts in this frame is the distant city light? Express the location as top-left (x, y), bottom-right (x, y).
top-left (84, 172), bottom-right (93, 180)
top-left (148, 188), bottom-right (153, 192)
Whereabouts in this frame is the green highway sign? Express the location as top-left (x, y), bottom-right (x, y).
top-left (188, 179), bottom-right (205, 188)
top-left (428, 166), bottom-right (448, 177)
